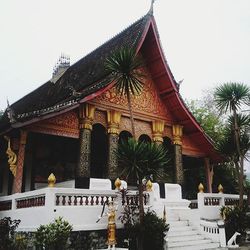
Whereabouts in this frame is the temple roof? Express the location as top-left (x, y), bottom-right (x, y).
top-left (0, 14), bottom-right (153, 130)
top-left (0, 12), bottom-right (222, 162)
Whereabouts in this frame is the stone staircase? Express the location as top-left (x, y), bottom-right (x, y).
top-left (167, 219), bottom-right (221, 250)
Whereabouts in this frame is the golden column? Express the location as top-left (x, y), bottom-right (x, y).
top-left (172, 124), bottom-right (184, 185)
top-left (13, 130), bottom-right (28, 193)
top-left (152, 120), bottom-right (164, 143)
top-left (76, 103), bottom-right (95, 188)
top-left (107, 110), bottom-right (121, 180)
top-left (152, 120), bottom-right (165, 184)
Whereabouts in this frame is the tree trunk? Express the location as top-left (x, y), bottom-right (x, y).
top-left (138, 178), bottom-right (144, 250)
top-left (126, 91), bottom-right (136, 137)
top-left (233, 108), bottom-right (244, 207)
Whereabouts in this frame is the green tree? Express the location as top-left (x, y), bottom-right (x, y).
top-left (215, 82), bottom-right (250, 207)
top-left (0, 110), bottom-right (3, 118)
top-left (186, 96), bottom-right (226, 142)
top-left (105, 47), bottom-right (144, 137)
top-left (117, 138), bottom-right (169, 250)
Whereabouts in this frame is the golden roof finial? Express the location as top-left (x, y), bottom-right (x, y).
top-left (218, 184), bottom-right (223, 193)
top-left (114, 178), bottom-right (121, 190)
top-left (48, 173), bottom-right (56, 187)
top-left (198, 183), bottom-right (204, 193)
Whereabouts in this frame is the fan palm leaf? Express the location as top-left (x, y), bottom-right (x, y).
top-left (105, 47), bottom-right (145, 137)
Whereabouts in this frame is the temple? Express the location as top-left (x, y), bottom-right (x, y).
top-left (0, 12), bottom-right (222, 198)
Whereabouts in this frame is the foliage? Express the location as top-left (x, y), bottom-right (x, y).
top-left (212, 163), bottom-right (238, 194)
top-left (220, 205), bottom-right (250, 243)
top-left (34, 217), bottom-right (72, 250)
top-left (120, 209), bottom-right (168, 250)
top-left (105, 47), bottom-right (145, 137)
top-left (69, 231), bottom-right (106, 250)
top-left (186, 98), bottom-right (226, 142)
top-left (215, 82), bottom-right (250, 207)
top-left (215, 83), bottom-right (250, 113)
top-left (117, 138), bottom-right (169, 181)
top-left (0, 217), bottom-right (20, 250)
top-left (0, 110), bottom-right (3, 118)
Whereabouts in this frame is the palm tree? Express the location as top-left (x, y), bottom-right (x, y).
top-left (215, 83), bottom-right (250, 206)
top-left (105, 47), bottom-right (144, 137)
top-left (117, 138), bottom-right (169, 250)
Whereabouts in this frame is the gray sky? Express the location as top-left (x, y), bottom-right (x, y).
top-left (1, 0), bottom-right (250, 110)
top-left (1, 0), bottom-right (250, 172)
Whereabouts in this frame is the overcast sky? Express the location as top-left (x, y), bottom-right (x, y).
top-left (1, 0), bottom-right (250, 110)
top-left (0, 0), bottom-right (250, 171)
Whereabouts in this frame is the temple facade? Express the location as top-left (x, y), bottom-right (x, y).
top-left (0, 13), bottom-right (222, 198)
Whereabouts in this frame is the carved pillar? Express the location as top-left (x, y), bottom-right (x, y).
top-left (152, 120), bottom-right (164, 144)
top-left (152, 120), bottom-right (165, 189)
top-left (107, 110), bottom-right (121, 180)
top-left (172, 125), bottom-right (184, 185)
top-left (76, 103), bottom-right (95, 188)
top-left (13, 130), bottom-right (28, 194)
top-left (204, 157), bottom-right (213, 193)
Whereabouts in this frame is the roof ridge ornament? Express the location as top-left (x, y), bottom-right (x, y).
top-left (148, 0), bottom-right (156, 15)
top-left (6, 99), bottom-right (16, 124)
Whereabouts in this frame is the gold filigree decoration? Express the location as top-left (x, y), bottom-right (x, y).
top-left (107, 110), bottom-right (121, 135)
top-left (4, 136), bottom-right (17, 177)
top-left (172, 124), bottom-right (183, 145)
top-left (152, 120), bottom-right (165, 142)
top-left (94, 77), bottom-right (168, 117)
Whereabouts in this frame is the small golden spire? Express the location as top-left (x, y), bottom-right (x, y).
top-left (198, 183), bottom-right (204, 193)
top-left (146, 180), bottom-right (153, 192)
top-left (114, 178), bottom-right (121, 190)
top-left (218, 184), bottom-right (223, 193)
top-left (48, 173), bottom-right (56, 187)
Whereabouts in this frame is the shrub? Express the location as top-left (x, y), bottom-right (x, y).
top-left (35, 217), bottom-right (72, 250)
top-left (0, 217), bottom-right (20, 250)
top-left (141, 211), bottom-right (169, 250)
top-left (120, 208), bottom-right (169, 250)
top-left (220, 205), bottom-right (250, 243)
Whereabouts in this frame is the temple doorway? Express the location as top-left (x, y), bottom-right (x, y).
top-left (90, 124), bottom-right (108, 178)
top-left (28, 133), bottom-right (78, 190)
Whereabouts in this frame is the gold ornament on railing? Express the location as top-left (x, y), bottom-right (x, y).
top-left (218, 184), bottom-right (223, 193)
top-left (4, 136), bottom-right (17, 177)
top-left (198, 183), bottom-right (204, 193)
top-left (48, 173), bottom-right (56, 187)
top-left (146, 180), bottom-right (153, 192)
top-left (114, 178), bottom-right (121, 190)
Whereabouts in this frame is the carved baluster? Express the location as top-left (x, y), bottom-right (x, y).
top-left (74, 196), bottom-right (77, 205)
top-left (79, 196), bottom-right (83, 205)
top-left (101, 196), bottom-right (104, 205)
top-left (85, 196), bottom-right (89, 205)
top-left (96, 196), bottom-right (99, 205)
top-left (56, 195), bottom-right (60, 206)
top-left (62, 196), bottom-right (66, 206)
top-left (42, 196), bottom-right (45, 206)
top-left (68, 196), bottom-right (72, 206)
top-left (90, 196), bottom-right (94, 206)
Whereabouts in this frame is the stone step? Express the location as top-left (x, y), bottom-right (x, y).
top-left (168, 229), bottom-right (198, 237)
top-left (169, 225), bottom-right (195, 232)
top-left (168, 234), bottom-right (205, 242)
top-left (168, 239), bottom-right (213, 248)
top-left (168, 242), bottom-right (220, 250)
top-left (168, 220), bottom-right (189, 227)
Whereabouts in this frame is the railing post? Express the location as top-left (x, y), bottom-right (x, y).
top-left (217, 220), bottom-right (226, 247)
top-left (220, 194), bottom-right (225, 206)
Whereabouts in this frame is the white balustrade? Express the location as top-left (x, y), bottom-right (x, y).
top-left (0, 187), bottom-right (121, 232)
